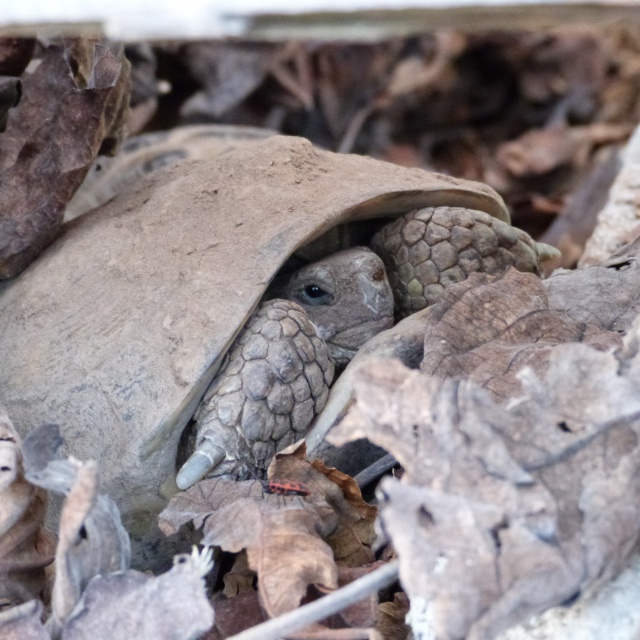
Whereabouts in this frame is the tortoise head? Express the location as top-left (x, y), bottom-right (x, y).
top-left (272, 247), bottom-right (394, 367)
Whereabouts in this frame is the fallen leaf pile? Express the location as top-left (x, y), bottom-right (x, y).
top-left (0, 421), bottom-right (214, 640)
top-left (3, 24), bottom-right (640, 275)
top-left (160, 442), bottom-right (381, 636)
top-left (327, 258), bottom-right (640, 638)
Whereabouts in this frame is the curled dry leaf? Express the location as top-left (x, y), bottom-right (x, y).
top-left (62, 547), bottom-right (214, 640)
top-left (309, 459), bottom-right (377, 567)
top-left (20, 423), bottom-right (130, 635)
top-left (329, 315), bottom-right (640, 639)
top-left (0, 38), bottom-right (130, 278)
top-left (0, 407), bottom-right (55, 610)
top-left (420, 267), bottom-right (631, 400)
top-left (496, 123), bottom-right (632, 178)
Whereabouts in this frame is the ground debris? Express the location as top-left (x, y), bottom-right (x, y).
top-left (0, 37), bottom-right (130, 278)
top-left (329, 312), bottom-right (640, 638)
top-left (0, 421), bottom-right (214, 640)
top-left (160, 442), bottom-right (378, 621)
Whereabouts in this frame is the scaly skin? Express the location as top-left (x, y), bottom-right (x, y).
top-left (371, 206), bottom-right (541, 317)
top-left (176, 247), bottom-right (393, 489)
top-left (186, 299), bottom-right (335, 482)
top-left (177, 215), bottom-right (552, 490)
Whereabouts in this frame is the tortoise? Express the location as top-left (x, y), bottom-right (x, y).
top-left (0, 133), bottom-right (553, 561)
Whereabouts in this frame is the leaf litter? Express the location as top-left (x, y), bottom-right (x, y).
top-left (159, 441), bottom-right (378, 627)
top-left (328, 262), bottom-right (640, 638)
top-left (0, 421), bottom-right (214, 640)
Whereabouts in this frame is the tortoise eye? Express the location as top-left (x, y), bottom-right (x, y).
top-left (299, 284), bottom-right (332, 305)
top-left (305, 285), bottom-right (324, 298)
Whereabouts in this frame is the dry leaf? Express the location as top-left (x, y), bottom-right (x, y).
top-left (310, 460), bottom-right (377, 566)
top-left (315, 564), bottom-right (383, 630)
top-left (0, 421), bottom-right (215, 640)
top-left (160, 475), bottom-right (337, 618)
top-left (0, 38), bottom-right (130, 278)
top-left (178, 41), bottom-right (283, 120)
top-left (517, 27), bottom-right (609, 105)
top-left (20, 424), bottom-right (130, 635)
top-left (496, 124), bottom-right (630, 178)
top-left (160, 442), bottom-right (377, 618)
top-left (222, 551), bottom-right (256, 598)
top-left (420, 268), bottom-right (625, 401)
top-left (544, 259), bottom-right (640, 333)
top-left (0, 408), bottom-right (55, 610)
top-left (62, 547), bottom-right (214, 640)
top-left (330, 326), bottom-right (640, 639)
top-left (0, 38), bottom-right (36, 76)
top-left (206, 590), bottom-right (267, 639)
top-left (377, 592), bottom-right (411, 640)
top-left (0, 38), bottom-right (35, 132)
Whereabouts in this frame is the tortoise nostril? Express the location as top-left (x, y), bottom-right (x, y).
top-left (372, 268), bottom-right (386, 282)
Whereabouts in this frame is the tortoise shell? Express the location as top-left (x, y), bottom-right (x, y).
top-left (0, 134), bottom-right (508, 549)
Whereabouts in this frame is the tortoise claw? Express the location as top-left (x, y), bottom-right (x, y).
top-left (176, 439), bottom-right (226, 490)
top-left (535, 241), bottom-right (562, 263)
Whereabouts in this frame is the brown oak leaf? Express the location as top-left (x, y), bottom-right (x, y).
top-left (160, 474), bottom-right (338, 618)
top-left (0, 38), bottom-right (130, 278)
top-left (420, 268), bottom-right (624, 400)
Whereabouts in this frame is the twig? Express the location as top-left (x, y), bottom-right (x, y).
top-left (226, 560), bottom-right (400, 640)
top-left (354, 453), bottom-right (398, 489)
top-left (337, 102), bottom-right (377, 155)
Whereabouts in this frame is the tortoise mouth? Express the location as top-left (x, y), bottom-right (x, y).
top-left (326, 314), bottom-right (394, 366)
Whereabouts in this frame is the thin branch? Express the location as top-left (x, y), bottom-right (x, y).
top-left (354, 453), bottom-right (398, 489)
top-left (226, 560), bottom-right (400, 640)
top-left (337, 102), bottom-right (377, 155)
